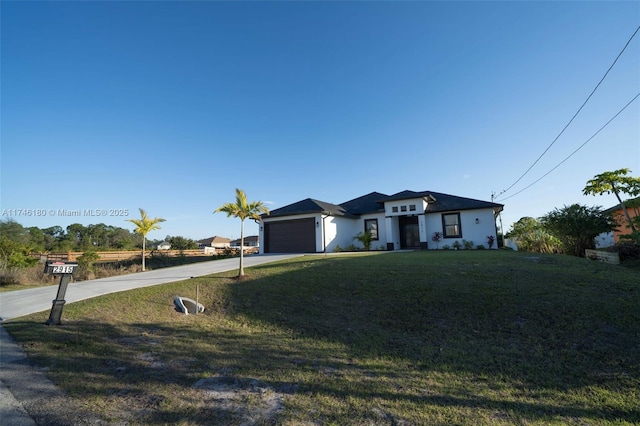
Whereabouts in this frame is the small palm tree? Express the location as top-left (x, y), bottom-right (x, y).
top-left (126, 208), bottom-right (166, 271)
top-left (215, 188), bottom-right (269, 278)
top-left (353, 231), bottom-right (374, 251)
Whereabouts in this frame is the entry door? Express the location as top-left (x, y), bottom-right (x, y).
top-left (399, 216), bottom-right (420, 249)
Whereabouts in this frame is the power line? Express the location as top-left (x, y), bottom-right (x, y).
top-left (498, 25), bottom-right (640, 197)
top-left (495, 91), bottom-right (640, 203)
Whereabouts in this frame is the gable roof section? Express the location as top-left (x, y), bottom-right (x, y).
top-left (265, 198), bottom-right (355, 219)
top-left (382, 190), bottom-right (437, 204)
top-left (422, 191), bottom-right (503, 213)
top-left (339, 191), bottom-right (388, 215)
top-left (198, 236), bottom-right (230, 245)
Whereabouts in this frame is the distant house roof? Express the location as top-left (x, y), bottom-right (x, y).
top-left (603, 197), bottom-right (640, 214)
top-left (197, 236), bottom-right (231, 246)
top-left (264, 190), bottom-right (503, 219)
top-left (230, 235), bottom-right (259, 245)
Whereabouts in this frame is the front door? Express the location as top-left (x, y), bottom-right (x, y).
top-left (399, 216), bottom-right (420, 249)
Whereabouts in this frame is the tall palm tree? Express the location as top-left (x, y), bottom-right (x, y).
top-left (215, 188), bottom-right (269, 278)
top-left (126, 208), bottom-right (166, 271)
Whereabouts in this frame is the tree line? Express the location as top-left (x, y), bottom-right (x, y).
top-left (0, 219), bottom-right (200, 268)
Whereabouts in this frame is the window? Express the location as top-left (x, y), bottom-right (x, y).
top-left (442, 213), bottom-right (462, 238)
top-left (409, 204), bottom-right (416, 211)
top-left (401, 206), bottom-right (407, 212)
top-left (364, 219), bottom-right (379, 240)
top-left (392, 206), bottom-right (398, 213)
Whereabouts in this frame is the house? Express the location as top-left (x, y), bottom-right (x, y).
top-left (197, 236), bottom-right (231, 249)
top-left (602, 197), bottom-right (640, 245)
top-left (156, 241), bottom-right (171, 250)
top-left (230, 235), bottom-right (259, 249)
top-left (259, 190), bottom-right (504, 253)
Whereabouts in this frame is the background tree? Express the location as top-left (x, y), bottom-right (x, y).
top-left (583, 168), bottom-right (640, 232)
top-left (126, 209), bottom-right (166, 271)
top-left (505, 217), bottom-right (561, 253)
top-left (214, 188), bottom-right (269, 278)
top-left (166, 235), bottom-right (199, 250)
top-left (541, 204), bottom-right (615, 257)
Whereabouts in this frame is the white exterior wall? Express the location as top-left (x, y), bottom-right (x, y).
top-left (385, 216), bottom-right (400, 250)
top-left (425, 208), bottom-right (498, 249)
top-left (349, 213), bottom-right (387, 251)
top-left (324, 216), bottom-right (359, 252)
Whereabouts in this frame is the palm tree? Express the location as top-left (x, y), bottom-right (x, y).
top-left (215, 188), bottom-right (269, 278)
top-left (126, 208), bottom-right (166, 271)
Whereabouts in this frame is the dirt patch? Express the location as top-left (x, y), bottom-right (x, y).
top-left (193, 376), bottom-right (284, 424)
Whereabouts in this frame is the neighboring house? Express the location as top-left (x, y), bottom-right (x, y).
top-left (602, 197), bottom-right (640, 244)
top-left (197, 236), bottom-right (231, 249)
top-left (259, 190), bottom-right (504, 253)
top-left (156, 241), bottom-right (171, 250)
top-left (230, 236), bottom-right (259, 248)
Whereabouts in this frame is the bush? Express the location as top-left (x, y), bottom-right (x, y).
top-left (615, 240), bottom-right (640, 261)
top-left (476, 245), bottom-right (485, 250)
top-left (462, 240), bottom-right (474, 250)
top-left (452, 241), bottom-right (462, 250)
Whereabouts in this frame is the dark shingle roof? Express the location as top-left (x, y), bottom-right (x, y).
top-left (265, 198), bottom-right (355, 218)
top-left (422, 191), bottom-right (503, 213)
top-left (264, 190), bottom-right (503, 219)
top-left (339, 192), bottom-right (388, 215)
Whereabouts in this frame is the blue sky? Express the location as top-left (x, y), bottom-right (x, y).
top-left (1, 1), bottom-right (639, 241)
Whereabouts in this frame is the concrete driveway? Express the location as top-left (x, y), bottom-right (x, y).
top-left (0, 254), bottom-right (300, 322)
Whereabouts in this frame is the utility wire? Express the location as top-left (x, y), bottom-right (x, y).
top-left (498, 25), bottom-right (640, 197)
top-left (495, 91), bottom-right (640, 203)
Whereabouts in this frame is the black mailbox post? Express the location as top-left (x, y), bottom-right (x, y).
top-left (45, 261), bottom-right (78, 325)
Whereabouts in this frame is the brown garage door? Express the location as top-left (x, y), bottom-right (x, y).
top-left (264, 218), bottom-right (316, 253)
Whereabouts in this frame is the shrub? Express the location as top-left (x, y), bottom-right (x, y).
top-left (615, 240), bottom-right (640, 261)
top-left (442, 244), bottom-right (450, 250)
top-left (476, 245), bottom-right (485, 250)
top-left (352, 231), bottom-right (374, 251)
top-left (452, 241), bottom-right (462, 250)
top-left (462, 240), bottom-right (474, 250)
top-left (334, 244), bottom-right (342, 253)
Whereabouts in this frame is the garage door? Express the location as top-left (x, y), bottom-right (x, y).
top-left (264, 218), bottom-right (316, 253)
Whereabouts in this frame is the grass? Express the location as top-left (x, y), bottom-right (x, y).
top-left (4, 250), bottom-right (640, 425)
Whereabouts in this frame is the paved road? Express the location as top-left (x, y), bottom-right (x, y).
top-left (0, 254), bottom-right (300, 424)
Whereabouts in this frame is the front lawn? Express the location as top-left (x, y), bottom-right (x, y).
top-left (4, 251), bottom-right (639, 425)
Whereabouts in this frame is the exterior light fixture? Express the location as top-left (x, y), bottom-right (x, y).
top-left (475, 218), bottom-right (480, 224)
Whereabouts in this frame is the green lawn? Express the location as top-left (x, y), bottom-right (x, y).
top-left (4, 251), bottom-right (639, 425)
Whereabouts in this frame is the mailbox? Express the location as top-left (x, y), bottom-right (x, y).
top-left (45, 261), bottom-right (78, 275)
top-left (44, 261), bottom-right (78, 325)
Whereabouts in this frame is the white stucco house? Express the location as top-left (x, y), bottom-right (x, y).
top-left (156, 241), bottom-right (171, 250)
top-left (259, 190), bottom-right (504, 253)
top-left (230, 236), bottom-right (259, 249)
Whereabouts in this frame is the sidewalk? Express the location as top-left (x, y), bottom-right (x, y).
top-left (0, 254), bottom-right (300, 424)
